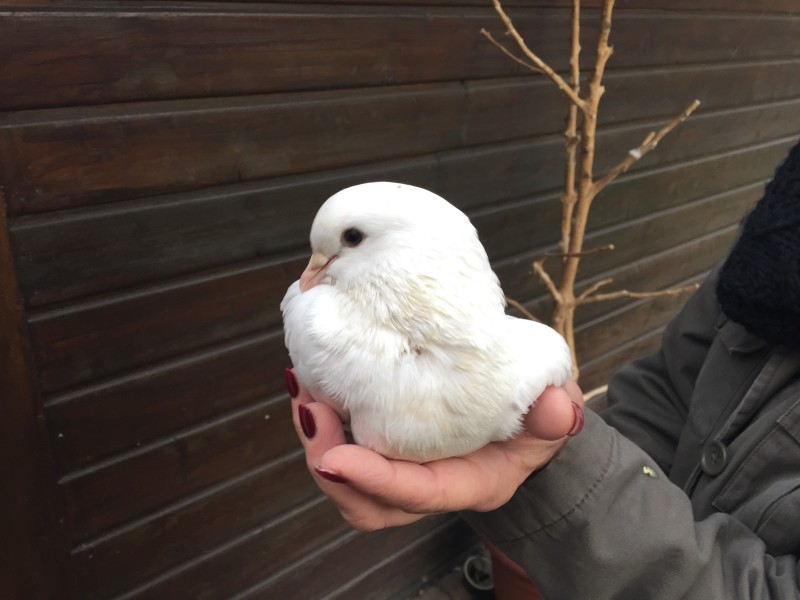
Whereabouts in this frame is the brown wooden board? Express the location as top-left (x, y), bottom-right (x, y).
top-left (71, 453), bottom-right (320, 599)
top-left (1, 6), bottom-right (798, 111)
top-left (0, 204), bottom-right (72, 597)
top-left (60, 394), bottom-right (301, 541)
top-left (323, 519), bottom-right (477, 600)
top-left (121, 496), bottom-right (354, 599)
top-left (44, 331), bottom-right (288, 473)
top-left (3, 0), bottom-right (800, 11)
top-left (3, 67), bottom-right (800, 217)
top-left (28, 259), bottom-right (298, 394)
top-left (9, 124), bottom-right (798, 318)
top-left (247, 516), bottom-right (475, 599)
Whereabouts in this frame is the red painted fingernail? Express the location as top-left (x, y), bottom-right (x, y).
top-left (568, 402), bottom-right (584, 437)
top-left (285, 368), bottom-right (299, 398)
top-left (298, 404), bottom-right (316, 439)
top-left (315, 467), bottom-right (348, 484)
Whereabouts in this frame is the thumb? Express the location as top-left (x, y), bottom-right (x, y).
top-left (523, 380), bottom-right (585, 440)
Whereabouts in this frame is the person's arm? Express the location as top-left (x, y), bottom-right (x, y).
top-left (462, 410), bottom-right (800, 599)
top-left (601, 267), bottom-right (722, 473)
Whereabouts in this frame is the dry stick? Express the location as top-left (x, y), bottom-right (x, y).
top-left (505, 297), bottom-right (541, 322)
top-left (480, 29), bottom-right (543, 74)
top-left (577, 277), bottom-right (614, 301)
top-left (532, 258), bottom-right (562, 302)
top-left (560, 0), bottom-right (582, 255)
top-left (489, 0), bottom-right (586, 109)
top-left (553, 0), bottom-right (617, 374)
top-left (578, 283), bottom-right (700, 305)
top-left (593, 99), bottom-right (701, 196)
top-left (546, 243), bottom-right (615, 258)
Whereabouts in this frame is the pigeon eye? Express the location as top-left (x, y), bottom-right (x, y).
top-left (342, 228), bottom-right (365, 247)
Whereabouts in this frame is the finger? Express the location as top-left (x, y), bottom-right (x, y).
top-left (285, 368), bottom-right (314, 406)
top-left (320, 443), bottom-right (515, 514)
top-left (292, 402), bottom-right (427, 530)
top-left (523, 383), bottom-right (585, 440)
top-left (292, 398), bottom-right (347, 464)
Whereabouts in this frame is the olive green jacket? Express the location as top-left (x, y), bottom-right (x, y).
top-left (464, 269), bottom-right (800, 599)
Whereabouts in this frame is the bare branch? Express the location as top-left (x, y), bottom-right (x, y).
top-left (546, 243), bottom-right (615, 258)
top-left (586, 0), bottom-right (616, 108)
top-left (490, 0), bottom-right (586, 109)
top-left (559, 0), bottom-right (582, 255)
top-left (505, 296), bottom-right (541, 322)
top-left (577, 282), bottom-right (700, 305)
top-left (593, 99), bottom-right (701, 196)
top-left (532, 258), bottom-right (562, 302)
top-left (480, 29), bottom-right (544, 74)
top-left (577, 277), bottom-right (614, 301)
top-left (584, 384), bottom-right (609, 403)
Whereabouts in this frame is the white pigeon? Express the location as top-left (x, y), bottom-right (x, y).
top-left (281, 182), bottom-right (572, 463)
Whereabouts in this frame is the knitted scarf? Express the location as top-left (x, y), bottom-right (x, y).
top-left (716, 139), bottom-right (800, 348)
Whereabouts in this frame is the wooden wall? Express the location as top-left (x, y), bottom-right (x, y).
top-left (2, 1), bottom-right (799, 598)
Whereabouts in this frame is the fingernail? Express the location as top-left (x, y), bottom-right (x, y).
top-left (285, 368), bottom-right (299, 398)
top-left (568, 402), bottom-right (584, 437)
top-left (298, 404), bottom-right (316, 439)
top-left (315, 467), bottom-right (348, 484)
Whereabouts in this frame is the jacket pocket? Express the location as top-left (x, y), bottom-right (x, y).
top-left (754, 483), bottom-right (800, 555)
top-left (712, 396), bottom-right (800, 555)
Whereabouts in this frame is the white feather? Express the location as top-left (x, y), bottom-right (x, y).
top-left (281, 182), bottom-right (572, 462)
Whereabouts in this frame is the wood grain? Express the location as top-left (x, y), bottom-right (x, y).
top-left (0, 198), bottom-right (71, 598)
top-left (2, 6), bottom-right (797, 111)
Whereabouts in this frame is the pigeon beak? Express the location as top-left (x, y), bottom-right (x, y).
top-left (299, 252), bottom-right (337, 292)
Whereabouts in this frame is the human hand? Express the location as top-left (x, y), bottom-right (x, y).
top-left (285, 369), bottom-right (585, 532)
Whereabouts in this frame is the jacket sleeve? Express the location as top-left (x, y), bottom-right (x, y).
top-left (600, 268), bottom-right (722, 474)
top-left (461, 410), bottom-right (800, 599)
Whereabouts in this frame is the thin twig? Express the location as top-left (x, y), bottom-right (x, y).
top-left (577, 282), bottom-right (700, 305)
top-left (546, 243), bottom-right (615, 258)
top-left (577, 277), bottom-right (614, 301)
top-left (490, 0), bottom-right (586, 109)
top-left (593, 99), bottom-right (701, 196)
top-left (505, 296), bottom-right (541, 322)
top-left (480, 29), bottom-right (544, 74)
top-left (559, 0), bottom-right (582, 255)
top-left (532, 258), bottom-right (562, 302)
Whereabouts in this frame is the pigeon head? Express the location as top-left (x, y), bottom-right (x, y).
top-left (298, 182), bottom-right (504, 329)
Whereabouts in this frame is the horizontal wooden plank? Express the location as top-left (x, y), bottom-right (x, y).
top-left (44, 330), bottom-right (289, 474)
top-left (559, 229), bottom-right (738, 387)
top-left (474, 137), bottom-right (792, 262)
top-left (60, 395), bottom-right (298, 541)
top-left (72, 453), bottom-right (319, 599)
top-left (123, 495), bottom-right (352, 599)
top-left (575, 273), bottom-right (706, 364)
top-left (4, 56), bottom-right (800, 217)
top-left (323, 519), bottom-right (477, 600)
top-left (0, 79), bottom-right (564, 214)
top-left (580, 327), bottom-right (665, 392)
top-left (29, 256), bottom-right (299, 394)
top-left (5, 0), bottom-right (800, 12)
top-left (505, 223), bottom-right (739, 363)
top-left (10, 124), bottom-right (800, 318)
top-left (231, 516), bottom-right (470, 600)
top-left (1, 6), bottom-right (798, 111)
top-left (494, 177), bottom-right (759, 311)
